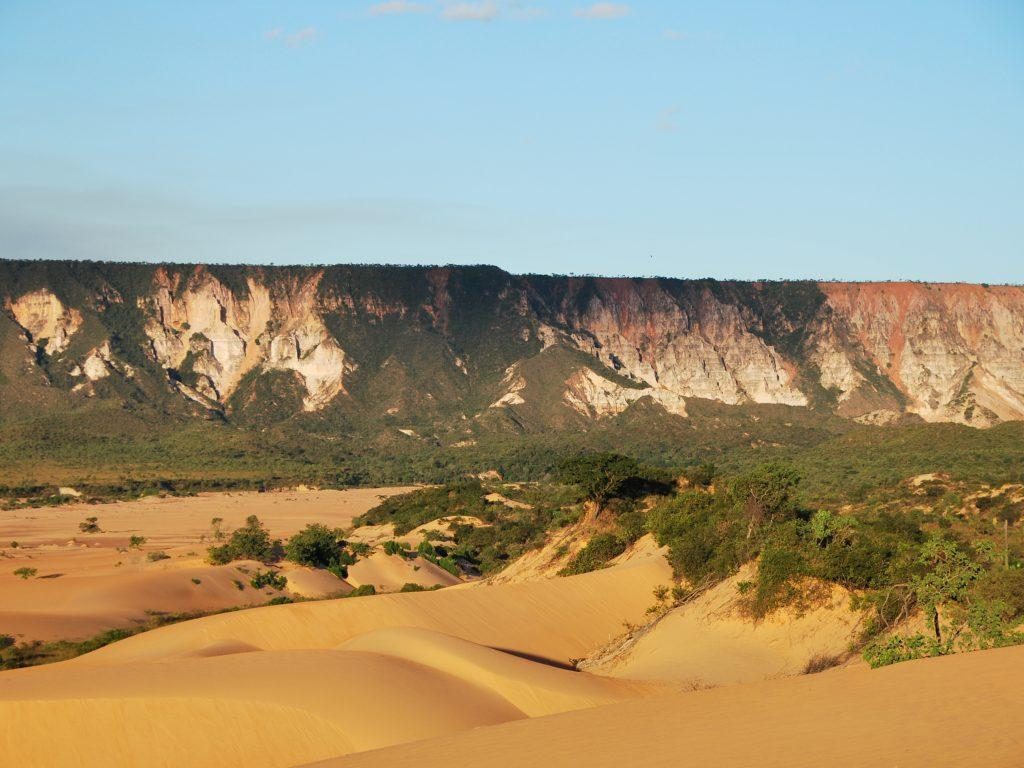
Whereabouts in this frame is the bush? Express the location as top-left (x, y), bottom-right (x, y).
top-left (346, 584), bottom-right (376, 598)
top-left (13, 567), bottom-right (36, 579)
top-left (285, 524), bottom-right (348, 569)
top-left (147, 551), bottom-right (170, 562)
top-left (250, 569), bottom-right (288, 590)
top-left (129, 535), bottom-right (146, 549)
top-left (79, 517), bottom-right (101, 534)
top-left (803, 653), bottom-right (842, 674)
top-left (382, 540), bottom-right (408, 557)
top-left (559, 533), bottom-right (627, 576)
top-left (208, 515), bottom-right (282, 565)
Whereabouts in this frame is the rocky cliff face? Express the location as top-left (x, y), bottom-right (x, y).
top-left (1, 261), bottom-right (1022, 430)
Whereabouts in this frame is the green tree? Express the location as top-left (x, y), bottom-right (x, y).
top-left (285, 523), bottom-right (348, 569)
top-left (208, 515), bottom-right (281, 565)
top-left (556, 453), bottom-right (640, 505)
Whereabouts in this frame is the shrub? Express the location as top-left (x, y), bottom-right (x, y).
top-left (79, 517), bottom-right (101, 534)
top-left (346, 584), bottom-right (376, 598)
top-left (285, 524), bottom-right (348, 568)
top-left (13, 567), bottom-right (36, 579)
top-left (207, 515), bottom-right (282, 565)
top-left (559, 533), bottom-right (627, 576)
top-left (129, 535), bottom-right (146, 549)
top-left (250, 569), bottom-right (288, 590)
top-left (803, 653), bottom-right (842, 674)
top-left (147, 551), bottom-right (170, 562)
top-left (382, 540), bottom-right (408, 557)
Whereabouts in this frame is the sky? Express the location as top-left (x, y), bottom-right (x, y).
top-left (1, 1), bottom-right (1022, 281)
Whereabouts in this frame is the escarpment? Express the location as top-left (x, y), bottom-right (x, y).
top-left (2, 261), bottom-right (1022, 430)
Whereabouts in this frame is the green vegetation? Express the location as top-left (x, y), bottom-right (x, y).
top-left (284, 523), bottom-right (355, 575)
top-left (78, 517), bottom-right (100, 534)
top-left (13, 567), bottom-right (37, 579)
top-left (146, 551), bottom-right (170, 562)
top-left (128, 535), bottom-right (146, 549)
top-left (355, 481), bottom-right (490, 535)
top-left (249, 569), bottom-right (288, 591)
top-left (207, 515), bottom-right (283, 565)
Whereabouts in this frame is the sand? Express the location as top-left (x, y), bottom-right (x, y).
top-left (585, 564), bottom-right (864, 685)
top-left (0, 487), bottom-right (415, 640)
top-left (0, 554), bottom-right (672, 767)
top-left (73, 553), bottom-right (672, 666)
top-left (312, 644), bottom-right (1024, 768)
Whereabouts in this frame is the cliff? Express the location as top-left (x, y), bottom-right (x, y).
top-left (2, 261), bottom-right (1022, 432)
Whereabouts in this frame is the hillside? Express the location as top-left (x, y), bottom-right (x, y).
top-left (3, 260), bottom-right (1023, 494)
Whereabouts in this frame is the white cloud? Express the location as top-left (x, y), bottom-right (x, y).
top-left (265, 26), bottom-right (318, 47)
top-left (573, 3), bottom-right (630, 20)
top-left (442, 1), bottom-right (500, 21)
top-left (369, 1), bottom-right (428, 15)
top-left (657, 106), bottom-right (681, 133)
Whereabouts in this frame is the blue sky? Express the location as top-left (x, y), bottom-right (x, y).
top-left (1, 1), bottom-right (1022, 281)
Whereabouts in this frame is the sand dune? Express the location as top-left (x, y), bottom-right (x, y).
top-left (0, 647), bottom-right (526, 767)
top-left (0, 556), bottom-right (671, 767)
top-left (345, 551), bottom-right (461, 592)
top-left (585, 564), bottom-right (863, 685)
top-left (337, 627), bottom-right (653, 716)
top-left (74, 554), bottom-right (672, 666)
top-left (310, 644), bottom-right (1024, 768)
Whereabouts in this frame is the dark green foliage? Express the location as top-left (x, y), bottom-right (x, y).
top-left (382, 540), bottom-right (409, 557)
top-left (285, 524), bottom-right (351, 569)
top-left (208, 515), bottom-right (282, 565)
top-left (79, 516), bottom-right (100, 533)
top-left (346, 584), bottom-right (376, 598)
top-left (250, 569), bottom-right (288, 590)
top-left (559, 533), bottom-right (627, 576)
top-left (555, 453), bottom-right (640, 504)
top-left (355, 482), bottom-right (489, 535)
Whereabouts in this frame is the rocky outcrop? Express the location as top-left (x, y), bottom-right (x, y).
top-left (563, 367), bottom-right (688, 418)
top-left (5, 289), bottom-right (82, 355)
top-left (140, 268), bottom-right (351, 411)
top-left (1, 262), bottom-right (1022, 428)
top-left (818, 284), bottom-right (1024, 425)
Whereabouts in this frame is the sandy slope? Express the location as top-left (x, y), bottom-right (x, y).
top-left (312, 644), bottom-right (1024, 768)
top-left (345, 551), bottom-right (461, 591)
top-left (0, 488), bottom-right (414, 640)
top-left (0, 557), bottom-right (670, 767)
top-left (73, 554), bottom-right (671, 666)
top-left (585, 564), bottom-right (864, 685)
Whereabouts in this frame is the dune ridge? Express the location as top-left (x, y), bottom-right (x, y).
top-left (308, 644), bottom-right (1024, 768)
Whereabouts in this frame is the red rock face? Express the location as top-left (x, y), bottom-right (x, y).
top-left (817, 283), bottom-right (1024, 425)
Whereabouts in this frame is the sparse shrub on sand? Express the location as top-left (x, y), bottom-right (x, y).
top-left (13, 567), bottom-right (37, 579)
top-left (78, 517), bottom-right (101, 534)
top-left (146, 551), bottom-right (170, 562)
top-left (345, 584), bottom-right (376, 598)
top-left (249, 569), bottom-right (287, 590)
top-left (803, 653), bottom-right (842, 674)
top-left (207, 515), bottom-right (283, 565)
top-left (285, 523), bottom-right (355, 571)
top-left (129, 535), bottom-right (146, 549)
top-left (558, 533), bottom-right (627, 576)
top-left (382, 540), bottom-right (409, 557)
